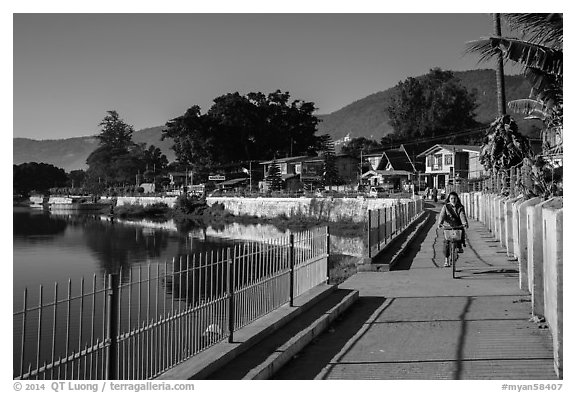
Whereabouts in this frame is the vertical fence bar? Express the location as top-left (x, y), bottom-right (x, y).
top-left (19, 288), bottom-right (28, 378)
top-left (106, 273), bottom-right (119, 380)
top-left (77, 277), bottom-right (85, 379)
top-left (367, 210), bottom-right (372, 258)
top-left (289, 233), bottom-right (295, 307)
top-left (35, 285), bottom-right (43, 380)
top-left (325, 226), bottom-right (330, 284)
top-left (376, 209), bottom-right (381, 251)
top-left (228, 247), bottom-right (235, 343)
top-left (49, 283), bottom-right (58, 380)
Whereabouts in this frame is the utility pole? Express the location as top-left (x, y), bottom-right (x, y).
top-left (359, 149), bottom-right (363, 186)
top-left (494, 13), bottom-right (507, 116)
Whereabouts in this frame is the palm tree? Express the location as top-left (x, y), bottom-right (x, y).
top-left (466, 14), bottom-right (562, 120)
top-left (493, 13), bottom-right (507, 116)
top-left (466, 14), bottom-right (563, 197)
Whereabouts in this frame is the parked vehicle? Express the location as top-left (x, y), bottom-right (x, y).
top-left (369, 186), bottom-right (387, 198)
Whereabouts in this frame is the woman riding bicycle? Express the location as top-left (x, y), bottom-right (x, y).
top-left (437, 191), bottom-right (469, 267)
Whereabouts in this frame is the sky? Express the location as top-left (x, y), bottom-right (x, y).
top-left (13, 12), bottom-right (522, 140)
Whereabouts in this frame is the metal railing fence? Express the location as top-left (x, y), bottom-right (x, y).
top-left (14, 227), bottom-right (329, 380)
top-left (367, 198), bottom-right (424, 258)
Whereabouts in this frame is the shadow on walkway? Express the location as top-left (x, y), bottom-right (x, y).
top-left (391, 205), bottom-right (439, 271)
top-left (272, 296), bottom-right (388, 380)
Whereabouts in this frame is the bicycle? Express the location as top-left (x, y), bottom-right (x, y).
top-left (441, 224), bottom-right (465, 279)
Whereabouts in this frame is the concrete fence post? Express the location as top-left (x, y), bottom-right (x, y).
top-left (516, 197), bottom-right (541, 291)
top-left (542, 200), bottom-right (563, 378)
top-left (505, 196), bottom-right (523, 257)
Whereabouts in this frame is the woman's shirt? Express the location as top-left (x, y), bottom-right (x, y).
top-left (438, 203), bottom-right (468, 228)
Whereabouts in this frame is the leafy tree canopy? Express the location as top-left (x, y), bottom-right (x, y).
top-left (96, 110), bottom-right (135, 151)
top-left (387, 68), bottom-right (479, 140)
top-left (341, 137), bottom-right (382, 159)
top-left (162, 90), bottom-right (321, 176)
top-left (265, 160), bottom-right (283, 191)
top-left (86, 111), bottom-right (166, 188)
top-left (480, 115), bottom-right (531, 171)
top-left (14, 162), bottom-right (68, 195)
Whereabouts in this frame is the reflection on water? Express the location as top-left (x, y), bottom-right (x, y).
top-left (12, 207), bottom-right (295, 379)
top-left (13, 208), bottom-right (237, 307)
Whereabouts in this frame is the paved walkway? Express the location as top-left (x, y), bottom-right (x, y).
top-left (275, 204), bottom-right (558, 380)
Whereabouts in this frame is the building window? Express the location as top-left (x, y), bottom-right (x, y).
top-left (427, 156), bottom-right (431, 167)
top-left (445, 154), bottom-right (453, 165)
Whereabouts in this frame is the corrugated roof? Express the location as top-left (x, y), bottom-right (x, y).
top-left (417, 144), bottom-right (482, 157)
top-left (218, 178), bottom-right (248, 186)
top-left (379, 149), bottom-right (416, 172)
top-left (260, 156), bottom-right (315, 165)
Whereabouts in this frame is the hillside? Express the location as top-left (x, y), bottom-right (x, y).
top-left (13, 126), bottom-right (175, 172)
top-left (14, 69), bottom-right (538, 172)
top-left (316, 69), bottom-right (537, 142)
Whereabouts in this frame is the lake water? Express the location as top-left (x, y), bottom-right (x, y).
top-left (13, 207), bottom-right (291, 307)
top-left (13, 206), bottom-right (362, 378)
top-left (14, 207), bottom-right (298, 378)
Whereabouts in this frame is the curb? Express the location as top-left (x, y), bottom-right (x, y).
top-left (243, 290), bottom-right (360, 380)
top-left (314, 297), bottom-right (395, 380)
top-left (358, 211), bottom-right (428, 272)
top-left (156, 283), bottom-right (336, 380)
top-left (389, 211), bottom-right (432, 269)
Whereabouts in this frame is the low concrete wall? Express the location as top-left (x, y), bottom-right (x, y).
top-left (541, 199), bottom-right (563, 378)
top-left (206, 196), bottom-right (412, 223)
top-left (462, 192), bottom-right (563, 378)
top-left (113, 196), bottom-right (179, 208)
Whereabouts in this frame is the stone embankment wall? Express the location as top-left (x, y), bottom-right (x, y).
top-left (103, 196), bottom-right (179, 208)
top-left (206, 197), bottom-right (411, 223)
top-left (460, 192), bottom-right (563, 378)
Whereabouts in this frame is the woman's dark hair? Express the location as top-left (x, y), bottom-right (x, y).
top-left (446, 191), bottom-right (462, 206)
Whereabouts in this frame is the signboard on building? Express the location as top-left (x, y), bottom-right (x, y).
top-left (301, 161), bottom-right (324, 182)
top-left (208, 175), bottom-right (226, 181)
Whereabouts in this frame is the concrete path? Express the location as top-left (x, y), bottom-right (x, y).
top-left (275, 203), bottom-right (558, 380)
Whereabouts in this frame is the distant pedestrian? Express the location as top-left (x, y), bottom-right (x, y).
top-left (432, 187), bottom-right (438, 203)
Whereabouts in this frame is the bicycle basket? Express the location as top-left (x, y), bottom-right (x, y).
top-left (443, 229), bottom-right (462, 241)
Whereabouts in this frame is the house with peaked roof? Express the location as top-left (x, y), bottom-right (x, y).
top-left (361, 145), bottom-right (417, 189)
top-left (260, 154), bottom-right (360, 190)
top-left (416, 144), bottom-right (484, 189)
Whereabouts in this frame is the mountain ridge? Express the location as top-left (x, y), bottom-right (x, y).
top-left (14, 69), bottom-right (537, 172)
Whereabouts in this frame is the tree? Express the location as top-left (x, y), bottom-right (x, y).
top-left (341, 137), bottom-right (382, 159)
top-left (162, 90), bottom-right (321, 173)
top-left (479, 115), bottom-right (531, 172)
top-left (96, 110), bottom-right (135, 150)
top-left (317, 134), bottom-right (341, 186)
top-left (68, 170), bottom-right (86, 188)
top-left (265, 160), bottom-right (283, 191)
top-left (14, 162), bottom-right (68, 195)
top-left (142, 144), bottom-right (168, 174)
top-left (466, 13), bottom-right (563, 197)
top-left (162, 105), bottom-right (214, 176)
top-left (466, 14), bottom-right (563, 143)
top-left (387, 68), bottom-right (479, 140)
top-left (86, 111), bottom-right (141, 187)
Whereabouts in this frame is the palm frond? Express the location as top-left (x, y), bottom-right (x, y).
top-left (501, 38), bottom-right (563, 76)
top-left (503, 13), bottom-right (563, 48)
top-left (466, 37), bottom-right (562, 77)
top-left (508, 99), bottom-right (548, 120)
top-left (465, 38), bottom-right (501, 63)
